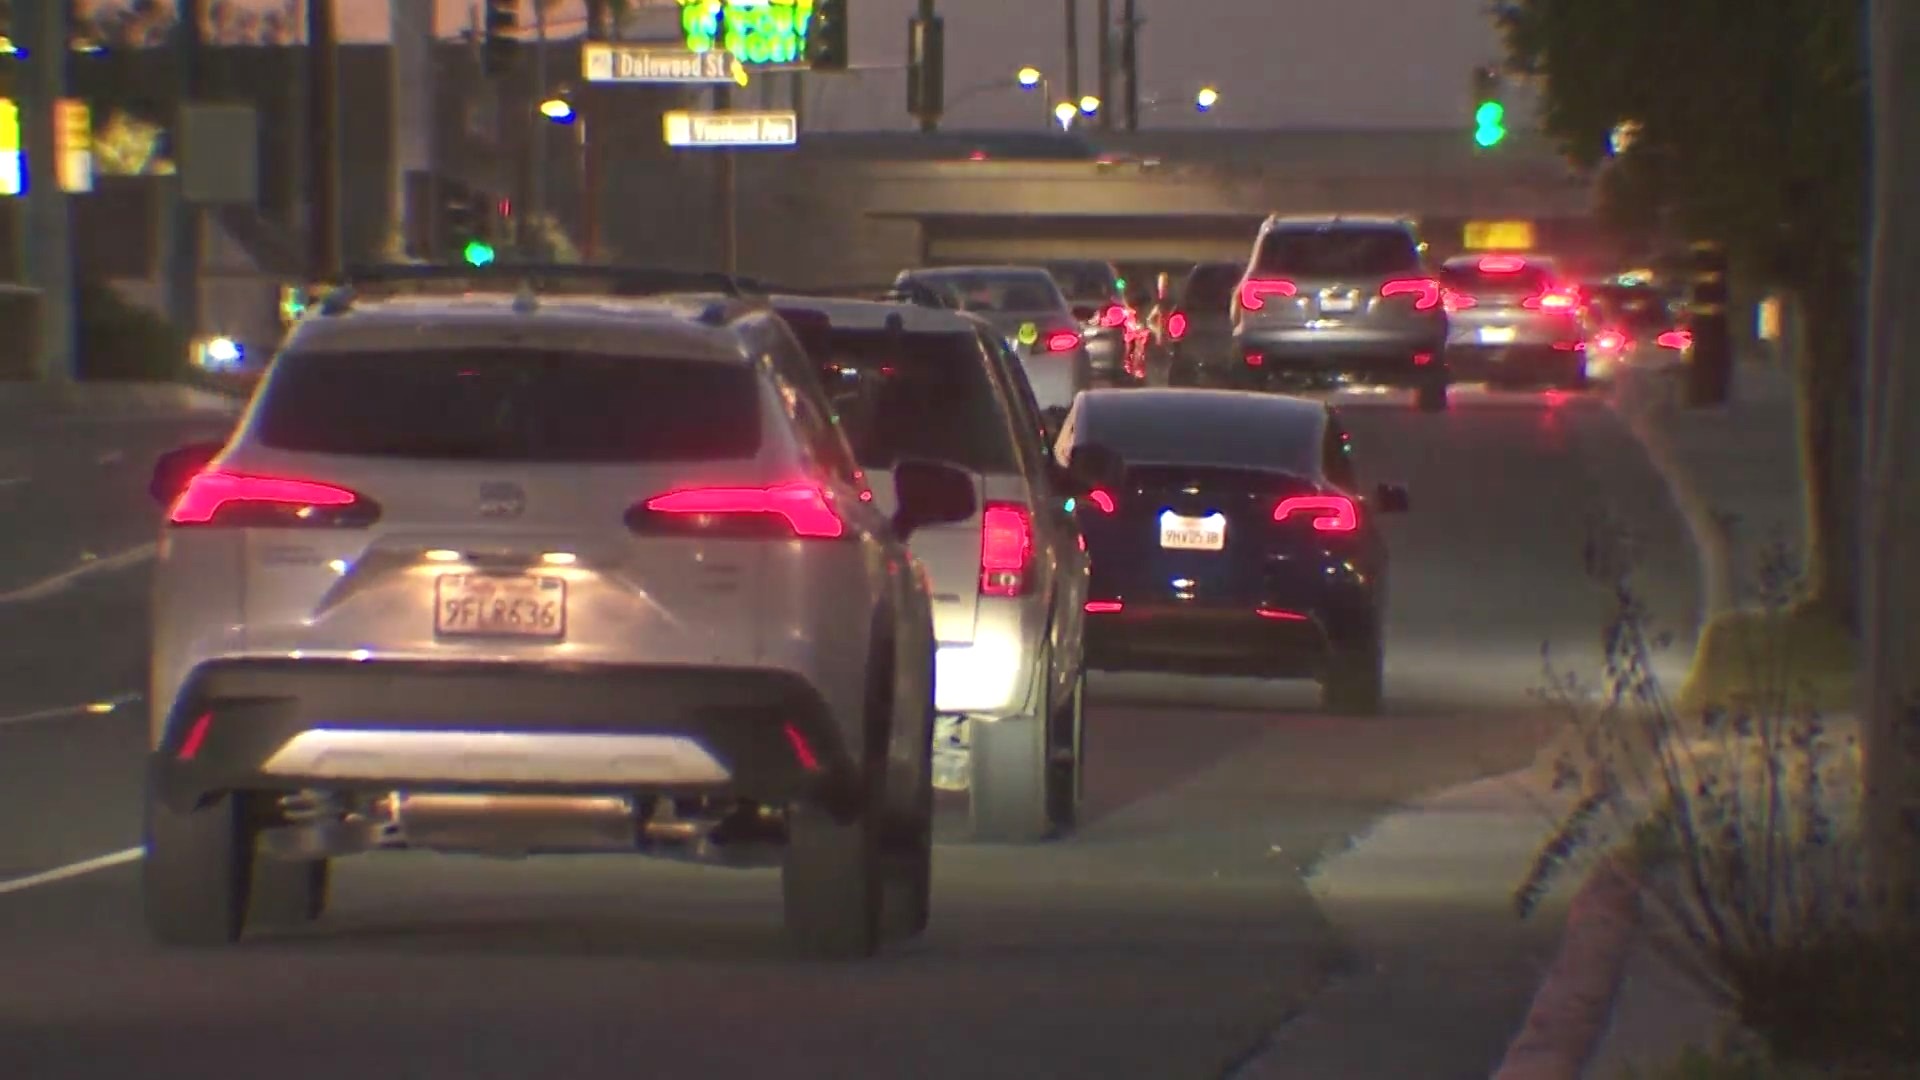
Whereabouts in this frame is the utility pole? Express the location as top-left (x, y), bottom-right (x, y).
top-left (1861, 0), bottom-right (1920, 933)
top-left (1063, 0), bottom-right (1078, 104)
top-left (581, 0), bottom-right (609, 261)
top-left (712, 82), bottom-right (736, 273)
top-left (529, 0), bottom-right (551, 253)
top-left (306, 0), bottom-right (342, 281)
top-left (1095, 0), bottom-right (1112, 131)
top-left (167, 0), bottom-right (205, 343)
top-left (1120, 0), bottom-right (1139, 132)
top-left (17, 0), bottom-right (76, 380)
top-left (390, 0), bottom-right (435, 258)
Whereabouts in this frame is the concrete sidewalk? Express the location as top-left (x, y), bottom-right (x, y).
top-left (1234, 768), bottom-right (1580, 1079)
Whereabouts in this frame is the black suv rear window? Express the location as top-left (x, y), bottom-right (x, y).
top-left (254, 349), bottom-right (762, 462)
top-left (1254, 226), bottom-right (1421, 278)
top-left (1076, 397), bottom-right (1320, 474)
top-left (1182, 263), bottom-right (1243, 310)
top-left (815, 329), bottom-right (1017, 474)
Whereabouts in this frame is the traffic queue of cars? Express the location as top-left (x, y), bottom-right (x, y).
top-left (1147, 221), bottom-right (1694, 402)
top-left (138, 259), bottom-right (1413, 959)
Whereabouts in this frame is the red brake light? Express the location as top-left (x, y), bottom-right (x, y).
top-left (168, 470), bottom-right (377, 528)
top-left (1239, 278), bottom-right (1297, 310)
top-left (1166, 312), bottom-right (1188, 340)
top-left (1099, 304), bottom-right (1129, 328)
top-left (980, 502), bottom-right (1034, 596)
top-left (1085, 488), bottom-right (1115, 513)
top-left (1476, 255), bottom-right (1527, 273)
top-left (636, 482), bottom-right (845, 539)
top-left (1656, 329), bottom-right (1693, 350)
top-left (1380, 278), bottom-right (1442, 311)
top-left (1592, 330), bottom-right (1626, 351)
top-left (1444, 290), bottom-right (1477, 313)
top-left (1524, 287), bottom-right (1581, 313)
top-left (1273, 495), bottom-right (1358, 533)
top-left (1046, 331), bottom-right (1081, 353)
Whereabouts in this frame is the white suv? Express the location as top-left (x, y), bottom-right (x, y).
top-left (142, 270), bottom-right (977, 958)
top-left (771, 294), bottom-right (1091, 842)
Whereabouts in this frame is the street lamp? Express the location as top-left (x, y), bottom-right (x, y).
top-left (539, 96), bottom-right (576, 123)
top-left (1195, 86), bottom-right (1219, 112)
top-left (1078, 94), bottom-right (1101, 116)
top-left (1017, 66), bottom-right (1043, 89)
top-left (1053, 100), bottom-right (1078, 129)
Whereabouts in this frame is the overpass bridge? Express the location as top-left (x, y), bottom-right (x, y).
top-left (612, 128), bottom-right (1609, 285)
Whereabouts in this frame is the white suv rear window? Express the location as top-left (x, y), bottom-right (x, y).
top-left (254, 349), bottom-right (763, 463)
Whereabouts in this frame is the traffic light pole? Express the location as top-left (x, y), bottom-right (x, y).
top-left (713, 82), bottom-right (737, 275)
top-left (1063, 0), bottom-right (1079, 104)
top-left (307, 0), bottom-right (342, 281)
top-left (528, 0), bottom-right (550, 253)
top-left (166, 0), bottom-right (205, 345)
top-left (1121, 0), bottom-right (1139, 132)
top-left (15, 0), bottom-right (75, 380)
top-left (1095, 0), bottom-right (1112, 132)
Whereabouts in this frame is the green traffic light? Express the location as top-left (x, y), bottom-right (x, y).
top-left (1474, 100), bottom-right (1507, 147)
top-left (463, 239), bottom-right (496, 267)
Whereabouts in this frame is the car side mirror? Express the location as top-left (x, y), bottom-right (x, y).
top-left (1069, 443), bottom-right (1126, 491)
top-left (1071, 304), bottom-right (1099, 324)
top-left (151, 441), bottom-right (224, 506)
top-left (891, 458), bottom-right (978, 541)
top-left (1374, 482), bottom-right (1410, 514)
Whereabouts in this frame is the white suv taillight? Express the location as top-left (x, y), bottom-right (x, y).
top-left (979, 502), bottom-right (1034, 597)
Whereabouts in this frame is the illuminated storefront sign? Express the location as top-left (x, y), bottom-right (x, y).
top-left (679, 0), bottom-right (815, 66)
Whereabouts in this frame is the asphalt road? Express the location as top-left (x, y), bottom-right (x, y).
top-left (0, 384), bottom-right (1696, 1080)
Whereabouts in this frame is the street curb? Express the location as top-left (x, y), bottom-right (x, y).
top-left (1491, 855), bottom-right (1644, 1080)
top-left (1608, 371), bottom-right (1736, 618)
top-left (1476, 376), bottom-right (1706, 1080)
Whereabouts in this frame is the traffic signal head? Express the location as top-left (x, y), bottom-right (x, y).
top-left (463, 239), bottom-right (497, 267)
top-left (1470, 65), bottom-right (1506, 147)
top-left (482, 0), bottom-right (519, 77)
top-left (808, 0), bottom-right (849, 72)
top-left (1474, 99), bottom-right (1507, 147)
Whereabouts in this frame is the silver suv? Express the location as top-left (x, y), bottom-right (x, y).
top-left (1438, 253), bottom-right (1589, 388)
top-left (142, 268), bottom-right (977, 957)
top-left (771, 294), bottom-right (1091, 842)
top-left (1231, 215), bottom-right (1451, 411)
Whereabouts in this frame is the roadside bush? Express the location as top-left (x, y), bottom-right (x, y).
top-left (1516, 514), bottom-right (1918, 1075)
top-left (74, 279), bottom-right (188, 381)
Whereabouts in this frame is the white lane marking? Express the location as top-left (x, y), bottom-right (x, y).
top-left (96, 449), bottom-right (126, 466)
top-left (0, 541), bottom-right (157, 605)
top-left (0, 848), bottom-right (144, 896)
top-left (0, 475), bottom-right (26, 489)
top-left (0, 692), bottom-right (143, 728)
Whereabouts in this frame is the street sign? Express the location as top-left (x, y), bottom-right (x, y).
top-left (662, 110), bottom-right (798, 148)
top-left (0, 97), bottom-right (98, 195)
top-left (55, 99), bottom-right (92, 193)
top-left (582, 43), bottom-right (739, 84)
top-left (1462, 220), bottom-right (1535, 250)
top-left (0, 99), bottom-right (19, 197)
